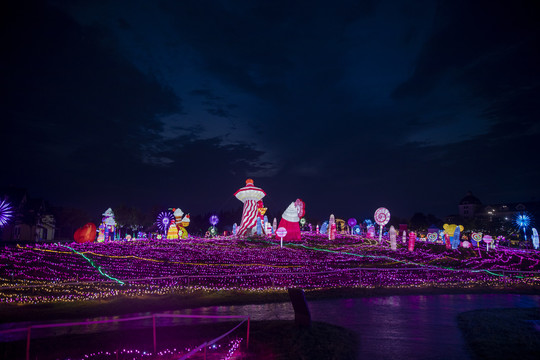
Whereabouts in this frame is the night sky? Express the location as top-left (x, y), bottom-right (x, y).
top-left (2, 0), bottom-right (539, 222)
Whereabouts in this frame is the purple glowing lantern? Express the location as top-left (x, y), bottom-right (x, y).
top-left (156, 211), bottom-right (174, 235)
top-left (348, 218), bottom-right (357, 234)
top-left (209, 215), bottom-right (219, 226)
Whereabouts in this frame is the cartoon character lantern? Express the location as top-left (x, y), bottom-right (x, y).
top-left (234, 179), bottom-right (266, 236)
top-left (276, 199), bottom-right (305, 241)
top-left (97, 208), bottom-right (116, 242)
top-left (173, 208), bottom-right (190, 239)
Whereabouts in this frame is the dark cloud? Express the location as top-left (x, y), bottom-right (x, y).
top-left (2, 0), bottom-right (539, 222)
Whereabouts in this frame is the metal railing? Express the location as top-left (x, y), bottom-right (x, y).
top-left (0, 313), bottom-right (250, 360)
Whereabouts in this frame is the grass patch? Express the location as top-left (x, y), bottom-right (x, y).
top-left (457, 307), bottom-right (540, 360)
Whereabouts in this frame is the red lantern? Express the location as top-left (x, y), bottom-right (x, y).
top-left (74, 223), bottom-right (97, 243)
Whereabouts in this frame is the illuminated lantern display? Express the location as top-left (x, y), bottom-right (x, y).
top-left (427, 225), bottom-right (439, 243)
top-left (263, 215), bottom-right (271, 234)
top-left (265, 221), bottom-right (273, 235)
top-left (166, 219), bottom-right (179, 240)
top-left (0, 199), bottom-right (13, 227)
top-left (427, 232), bottom-right (438, 242)
top-left (180, 216), bottom-right (190, 239)
top-left (300, 217), bottom-right (307, 230)
top-left (156, 211), bottom-right (174, 235)
top-left (367, 226), bottom-right (375, 239)
top-left (462, 240), bottom-right (471, 248)
top-left (276, 199), bottom-right (305, 241)
top-left (329, 214), bottom-right (336, 240)
top-left (444, 233), bottom-right (451, 249)
top-left (352, 225), bottom-right (361, 235)
top-left (208, 215), bottom-right (219, 237)
top-left (207, 226), bottom-right (217, 237)
top-left (483, 235), bottom-right (493, 251)
top-left (172, 208), bottom-right (190, 239)
top-left (97, 208), bottom-right (116, 242)
top-left (73, 223), bottom-right (96, 243)
top-left (276, 227), bottom-right (287, 248)
top-left (515, 213), bottom-right (531, 241)
top-left (399, 224), bottom-right (408, 242)
top-left (234, 179), bottom-right (266, 236)
top-left (256, 217), bottom-right (262, 235)
top-left (471, 232), bottom-right (482, 247)
top-left (232, 223), bottom-right (238, 235)
top-left (348, 218), bottom-right (357, 234)
top-left (452, 227), bottom-right (461, 250)
top-left (374, 207), bottom-right (391, 242)
top-left (443, 224), bottom-right (464, 250)
top-left (408, 231), bottom-right (416, 251)
top-left (174, 208), bottom-right (184, 224)
top-left (257, 200), bottom-right (267, 221)
top-left (209, 215), bottom-right (219, 227)
top-left (320, 221), bottom-right (328, 234)
top-left (316, 224), bottom-right (319, 233)
top-left (272, 218), bottom-right (277, 234)
top-left (532, 228), bottom-right (539, 250)
top-left (389, 225), bottom-right (397, 251)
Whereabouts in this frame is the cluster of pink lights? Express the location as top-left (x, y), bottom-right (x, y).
top-left (78, 338), bottom-right (243, 360)
top-left (1, 233), bottom-right (539, 304)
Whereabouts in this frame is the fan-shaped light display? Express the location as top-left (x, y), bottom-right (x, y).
top-left (0, 199), bottom-right (13, 227)
top-left (156, 211), bottom-right (174, 234)
top-left (515, 213), bottom-right (532, 241)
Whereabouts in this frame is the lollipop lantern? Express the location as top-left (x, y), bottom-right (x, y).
top-left (276, 227), bottom-right (287, 248)
top-left (483, 235), bottom-right (493, 251)
top-left (374, 207), bottom-right (391, 242)
top-left (471, 232), bottom-right (482, 247)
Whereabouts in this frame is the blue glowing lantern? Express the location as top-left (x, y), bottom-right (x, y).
top-left (515, 213), bottom-right (531, 241)
top-left (320, 221), bottom-right (329, 234)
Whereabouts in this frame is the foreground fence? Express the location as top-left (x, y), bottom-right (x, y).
top-left (0, 313), bottom-right (250, 360)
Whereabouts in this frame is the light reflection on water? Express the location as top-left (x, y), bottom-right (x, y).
top-left (1, 293), bottom-right (539, 359)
